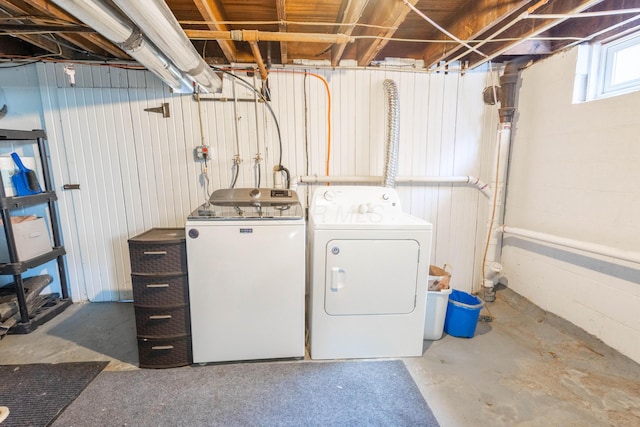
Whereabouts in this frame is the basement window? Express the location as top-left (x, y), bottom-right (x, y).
top-left (575, 31), bottom-right (640, 102)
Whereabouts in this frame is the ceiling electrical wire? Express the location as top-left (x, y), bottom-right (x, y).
top-left (351, 35), bottom-right (589, 44)
top-left (401, 0), bottom-right (489, 59)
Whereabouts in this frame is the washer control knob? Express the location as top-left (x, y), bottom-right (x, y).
top-left (323, 190), bottom-right (336, 201)
top-left (249, 188), bottom-right (261, 199)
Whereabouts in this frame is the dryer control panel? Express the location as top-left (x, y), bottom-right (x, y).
top-left (310, 186), bottom-right (402, 225)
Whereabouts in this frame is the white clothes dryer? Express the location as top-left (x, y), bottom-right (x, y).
top-left (307, 186), bottom-right (432, 360)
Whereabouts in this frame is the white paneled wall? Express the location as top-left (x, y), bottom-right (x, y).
top-left (31, 62), bottom-right (498, 302)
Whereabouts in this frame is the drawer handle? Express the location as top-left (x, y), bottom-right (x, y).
top-left (143, 251), bottom-right (167, 256)
top-left (151, 345), bottom-right (174, 351)
top-left (146, 283), bottom-right (170, 288)
top-left (149, 314), bottom-right (172, 320)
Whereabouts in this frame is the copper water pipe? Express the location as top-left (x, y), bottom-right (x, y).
top-left (185, 29), bottom-right (354, 44)
top-left (248, 41), bottom-right (269, 81)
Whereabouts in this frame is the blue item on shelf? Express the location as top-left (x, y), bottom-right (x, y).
top-left (11, 152), bottom-right (42, 196)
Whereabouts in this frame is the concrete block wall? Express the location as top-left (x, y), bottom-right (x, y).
top-left (501, 48), bottom-right (640, 363)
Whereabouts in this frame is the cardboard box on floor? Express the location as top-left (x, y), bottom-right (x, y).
top-left (0, 215), bottom-right (52, 262)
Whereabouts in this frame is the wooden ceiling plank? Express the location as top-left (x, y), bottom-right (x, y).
top-left (0, 0), bottom-right (72, 57)
top-left (19, 0), bottom-right (127, 59)
top-left (276, 0), bottom-right (288, 64)
top-left (421, 0), bottom-right (532, 68)
top-left (546, 1), bottom-right (640, 48)
top-left (355, 0), bottom-right (417, 66)
top-left (192, 0), bottom-right (238, 63)
top-left (331, 0), bottom-right (369, 67)
top-left (0, 23), bottom-right (91, 33)
top-left (467, 0), bottom-right (606, 69)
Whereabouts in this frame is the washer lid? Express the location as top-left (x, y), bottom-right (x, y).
top-left (188, 187), bottom-right (303, 220)
top-left (209, 188), bottom-right (299, 207)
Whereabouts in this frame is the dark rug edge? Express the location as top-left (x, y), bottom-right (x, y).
top-left (0, 361), bottom-right (110, 427)
top-left (47, 361), bottom-right (110, 426)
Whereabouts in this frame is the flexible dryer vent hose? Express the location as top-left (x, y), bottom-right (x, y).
top-left (383, 79), bottom-right (400, 188)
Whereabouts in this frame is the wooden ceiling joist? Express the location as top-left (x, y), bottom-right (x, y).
top-left (276, 0), bottom-right (288, 65)
top-left (192, 0), bottom-right (240, 63)
top-left (19, 0), bottom-right (127, 59)
top-left (331, 0), bottom-right (369, 67)
top-left (0, 0), bottom-right (70, 57)
top-left (466, 0), bottom-right (606, 69)
top-left (354, 0), bottom-right (418, 67)
top-left (3, 0), bottom-right (637, 75)
top-left (0, 7), bottom-right (71, 57)
top-left (421, 0), bottom-right (532, 68)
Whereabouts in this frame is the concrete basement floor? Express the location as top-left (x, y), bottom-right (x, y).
top-left (1, 287), bottom-right (639, 426)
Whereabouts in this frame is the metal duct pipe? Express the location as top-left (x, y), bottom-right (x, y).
top-left (382, 79), bottom-right (400, 188)
top-left (51, 0), bottom-right (192, 93)
top-left (498, 56), bottom-right (532, 123)
top-left (111, 0), bottom-right (222, 93)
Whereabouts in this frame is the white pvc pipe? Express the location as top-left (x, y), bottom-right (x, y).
top-left (526, 9), bottom-right (640, 19)
top-left (298, 176), bottom-right (380, 184)
top-left (295, 175), bottom-right (492, 197)
top-left (502, 226), bottom-right (640, 265)
top-left (482, 122), bottom-right (512, 286)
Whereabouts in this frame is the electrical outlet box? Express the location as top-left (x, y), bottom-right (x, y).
top-left (194, 145), bottom-right (210, 161)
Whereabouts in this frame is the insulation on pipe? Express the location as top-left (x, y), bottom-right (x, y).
top-left (51, 0), bottom-right (192, 93)
top-left (111, 0), bottom-right (222, 92)
top-left (382, 79), bottom-right (400, 188)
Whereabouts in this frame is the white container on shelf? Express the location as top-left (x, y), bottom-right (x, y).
top-left (424, 287), bottom-right (452, 340)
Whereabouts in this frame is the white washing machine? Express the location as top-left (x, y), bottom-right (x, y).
top-left (308, 186), bottom-right (432, 359)
top-left (186, 188), bottom-right (305, 363)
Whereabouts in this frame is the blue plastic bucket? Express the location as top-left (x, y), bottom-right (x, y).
top-left (444, 289), bottom-right (484, 338)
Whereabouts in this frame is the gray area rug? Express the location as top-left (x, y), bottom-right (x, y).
top-left (53, 359), bottom-right (439, 426)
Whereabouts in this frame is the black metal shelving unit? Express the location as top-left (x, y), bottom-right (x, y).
top-left (0, 128), bottom-right (71, 334)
